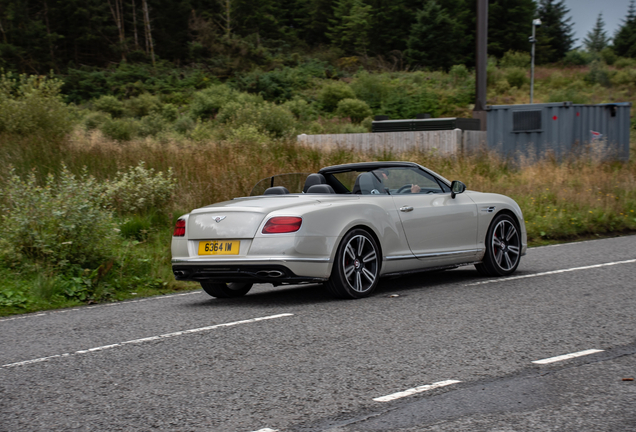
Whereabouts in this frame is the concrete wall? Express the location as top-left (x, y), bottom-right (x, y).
top-left (297, 129), bottom-right (488, 155)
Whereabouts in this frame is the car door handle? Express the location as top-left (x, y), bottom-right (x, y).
top-left (400, 206), bottom-right (414, 212)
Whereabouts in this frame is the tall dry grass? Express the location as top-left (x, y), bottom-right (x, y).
top-left (2, 130), bottom-right (635, 243)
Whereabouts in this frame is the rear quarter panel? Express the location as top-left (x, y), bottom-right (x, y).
top-left (252, 195), bottom-right (411, 274)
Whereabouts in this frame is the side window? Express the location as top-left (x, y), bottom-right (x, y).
top-left (382, 168), bottom-right (444, 194)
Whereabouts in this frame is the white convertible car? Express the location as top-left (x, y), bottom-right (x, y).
top-left (172, 161), bottom-right (527, 299)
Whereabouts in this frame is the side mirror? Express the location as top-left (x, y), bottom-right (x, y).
top-left (450, 180), bottom-right (466, 199)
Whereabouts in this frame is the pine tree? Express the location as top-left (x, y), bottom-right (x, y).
top-left (613, 0), bottom-right (636, 58)
top-left (583, 13), bottom-right (609, 52)
top-left (488, 0), bottom-right (537, 58)
top-left (536, 0), bottom-right (575, 63)
top-left (405, 0), bottom-right (464, 70)
top-left (297, 0), bottom-right (334, 46)
top-left (328, 0), bottom-right (374, 55)
top-left (366, 0), bottom-right (422, 55)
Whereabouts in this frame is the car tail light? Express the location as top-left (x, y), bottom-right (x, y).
top-left (173, 219), bottom-right (186, 237)
top-left (262, 217), bottom-right (302, 234)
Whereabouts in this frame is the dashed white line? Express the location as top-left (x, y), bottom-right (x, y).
top-left (2, 313), bottom-right (294, 368)
top-left (465, 259), bottom-right (636, 286)
top-left (0, 291), bottom-right (202, 324)
top-left (251, 429), bottom-right (278, 432)
top-left (532, 349), bottom-right (604, 365)
top-left (373, 380), bottom-right (461, 402)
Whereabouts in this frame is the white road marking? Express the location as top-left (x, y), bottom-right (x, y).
top-left (532, 349), bottom-right (604, 364)
top-left (373, 380), bottom-right (461, 402)
top-left (2, 313), bottom-right (294, 368)
top-left (466, 259), bottom-right (636, 286)
top-left (251, 429), bottom-right (278, 432)
top-left (0, 291), bottom-right (202, 324)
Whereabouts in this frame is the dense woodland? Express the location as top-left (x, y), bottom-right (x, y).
top-left (1, 0), bottom-right (635, 85)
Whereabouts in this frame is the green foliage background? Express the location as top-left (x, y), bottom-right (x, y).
top-left (1, 0), bottom-right (636, 315)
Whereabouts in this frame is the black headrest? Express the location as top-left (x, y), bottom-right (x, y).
top-left (263, 186), bottom-right (290, 195)
top-left (303, 173), bottom-right (326, 193)
top-left (352, 172), bottom-right (385, 195)
top-left (306, 184), bottom-right (335, 194)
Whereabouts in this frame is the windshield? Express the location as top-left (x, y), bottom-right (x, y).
top-left (249, 173), bottom-right (309, 196)
top-left (329, 167), bottom-right (450, 195)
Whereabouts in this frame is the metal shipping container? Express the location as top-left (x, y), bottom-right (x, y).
top-left (486, 102), bottom-right (632, 161)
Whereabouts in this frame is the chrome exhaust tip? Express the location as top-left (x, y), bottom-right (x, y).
top-left (256, 270), bottom-right (284, 278)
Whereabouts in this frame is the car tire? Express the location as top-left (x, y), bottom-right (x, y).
top-left (200, 282), bottom-right (253, 298)
top-left (326, 229), bottom-right (381, 299)
top-left (475, 213), bottom-right (522, 277)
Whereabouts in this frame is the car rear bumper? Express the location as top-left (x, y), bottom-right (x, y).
top-left (171, 257), bottom-right (331, 284)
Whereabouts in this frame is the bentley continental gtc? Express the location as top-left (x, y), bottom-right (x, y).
top-left (171, 161), bottom-right (527, 299)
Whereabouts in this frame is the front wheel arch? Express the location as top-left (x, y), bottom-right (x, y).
top-left (476, 212), bottom-right (522, 277)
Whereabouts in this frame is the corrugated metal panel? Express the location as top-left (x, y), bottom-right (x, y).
top-left (486, 102), bottom-right (631, 161)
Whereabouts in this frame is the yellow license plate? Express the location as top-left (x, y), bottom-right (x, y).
top-left (198, 240), bottom-right (240, 255)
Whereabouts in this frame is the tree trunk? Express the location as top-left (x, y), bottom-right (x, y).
top-left (132, 0), bottom-right (139, 50)
top-left (219, 0), bottom-right (232, 38)
top-left (0, 17), bottom-right (6, 44)
top-left (108, 0), bottom-right (127, 60)
top-left (43, 0), bottom-right (55, 67)
top-left (142, 0), bottom-right (155, 66)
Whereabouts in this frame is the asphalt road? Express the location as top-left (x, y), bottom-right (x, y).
top-left (1, 235), bottom-right (635, 432)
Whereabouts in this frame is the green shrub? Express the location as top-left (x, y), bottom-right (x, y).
top-left (0, 287), bottom-right (29, 307)
top-left (600, 47), bottom-right (617, 66)
top-left (0, 166), bottom-right (116, 270)
top-left (190, 84), bottom-right (238, 119)
top-left (0, 73), bottom-right (72, 138)
top-left (449, 64), bottom-right (470, 84)
top-left (339, 123), bottom-right (368, 133)
top-left (499, 51), bottom-right (531, 68)
top-left (159, 103), bottom-right (179, 121)
top-left (93, 95), bottom-right (126, 118)
top-left (217, 101), bottom-right (297, 137)
top-left (138, 113), bottom-right (166, 137)
top-left (548, 86), bottom-right (591, 104)
top-left (563, 50), bottom-right (598, 66)
top-left (101, 117), bottom-right (138, 141)
top-left (611, 68), bottom-right (636, 86)
top-left (504, 67), bottom-right (529, 88)
top-left (118, 211), bottom-right (166, 241)
top-left (83, 112), bottom-right (110, 131)
top-left (174, 115), bottom-right (196, 134)
top-left (336, 98), bottom-right (373, 123)
top-left (380, 88), bottom-right (439, 119)
top-left (233, 67), bottom-right (304, 103)
top-left (494, 79), bottom-right (511, 94)
top-left (614, 57), bottom-right (636, 69)
top-left (361, 116), bottom-right (373, 132)
top-left (125, 93), bottom-right (162, 118)
top-left (487, 63), bottom-right (504, 86)
top-left (318, 81), bottom-right (356, 112)
top-left (350, 72), bottom-right (391, 110)
top-left (585, 61), bottom-right (612, 87)
top-left (103, 162), bottom-right (177, 215)
top-left (282, 97), bottom-right (318, 121)
top-left (215, 101), bottom-right (244, 124)
top-left (226, 124), bottom-right (272, 144)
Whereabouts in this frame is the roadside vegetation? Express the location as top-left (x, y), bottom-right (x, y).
top-left (1, 53), bottom-right (635, 317)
